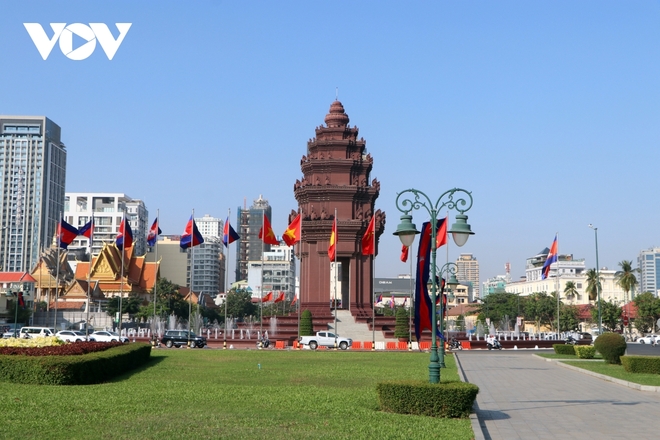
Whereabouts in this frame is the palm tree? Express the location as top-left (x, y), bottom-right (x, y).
top-left (615, 260), bottom-right (639, 339)
top-left (585, 269), bottom-right (601, 302)
top-left (564, 281), bottom-right (578, 303)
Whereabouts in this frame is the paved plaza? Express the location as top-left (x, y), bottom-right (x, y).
top-left (456, 351), bottom-right (660, 440)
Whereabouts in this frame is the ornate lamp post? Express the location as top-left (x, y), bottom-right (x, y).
top-left (394, 188), bottom-right (474, 384)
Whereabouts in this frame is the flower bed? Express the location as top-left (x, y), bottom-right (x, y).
top-left (0, 341), bottom-right (122, 356)
top-left (0, 336), bottom-right (64, 348)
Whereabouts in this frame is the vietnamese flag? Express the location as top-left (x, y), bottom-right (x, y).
top-left (282, 213), bottom-right (301, 246)
top-left (328, 217), bottom-right (337, 260)
top-left (290, 295), bottom-right (297, 306)
top-left (259, 214), bottom-right (279, 245)
top-left (361, 215), bottom-right (375, 255)
top-left (274, 292), bottom-right (285, 303)
top-left (261, 291), bottom-right (273, 302)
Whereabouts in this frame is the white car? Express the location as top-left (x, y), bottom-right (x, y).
top-left (637, 334), bottom-right (660, 345)
top-left (89, 331), bottom-right (129, 343)
top-left (55, 330), bottom-right (88, 343)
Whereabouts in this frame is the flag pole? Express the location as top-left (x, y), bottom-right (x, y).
top-left (153, 210), bottom-right (159, 344)
top-left (333, 208), bottom-right (338, 350)
top-left (86, 215), bottom-right (94, 340)
top-left (260, 210), bottom-right (264, 340)
top-left (556, 232), bottom-right (560, 338)
top-left (118, 210), bottom-right (126, 338)
top-left (409, 245), bottom-right (413, 349)
top-left (224, 208), bottom-right (230, 350)
top-left (54, 212), bottom-right (62, 331)
top-left (188, 209), bottom-right (194, 348)
top-left (371, 213), bottom-right (376, 351)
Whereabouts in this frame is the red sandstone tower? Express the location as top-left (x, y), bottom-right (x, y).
top-left (292, 101), bottom-right (385, 318)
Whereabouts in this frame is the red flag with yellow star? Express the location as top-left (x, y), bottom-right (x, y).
top-left (282, 213), bottom-right (301, 246)
top-left (258, 214), bottom-right (279, 245)
top-left (361, 215), bottom-right (376, 255)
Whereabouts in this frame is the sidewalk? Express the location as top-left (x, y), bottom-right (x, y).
top-left (456, 351), bottom-right (660, 439)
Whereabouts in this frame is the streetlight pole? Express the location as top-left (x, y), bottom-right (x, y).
top-left (435, 262), bottom-right (459, 364)
top-left (589, 224), bottom-right (602, 335)
top-left (394, 188), bottom-right (474, 384)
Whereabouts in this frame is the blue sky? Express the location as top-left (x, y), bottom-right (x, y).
top-left (2, 1), bottom-right (660, 285)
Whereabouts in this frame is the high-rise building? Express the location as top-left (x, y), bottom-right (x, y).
top-left (193, 214), bottom-right (225, 296)
top-left (247, 244), bottom-right (295, 300)
top-left (638, 248), bottom-right (660, 296)
top-left (235, 195), bottom-right (274, 282)
top-left (456, 253), bottom-right (480, 299)
top-left (64, 193), bottom-right (148, 257)
top-left (0, 116), bottom-right (66, 272)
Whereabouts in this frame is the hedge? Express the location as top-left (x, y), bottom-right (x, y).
top-left (376, 380), bottom-right (478, 418)
top-left (593, 332), bottom-right (627, 364)
top-left (553, 344), bottom-right (575, 355)
top-left (621, 356), bottom-right (660, 374)
top-left (0, 343), bottom-right (152, 385)
top-left (574, 345), bottom-right (596, 359)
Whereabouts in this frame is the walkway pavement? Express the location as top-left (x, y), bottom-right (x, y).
top-left (456, 351), bottom-right (660, 440)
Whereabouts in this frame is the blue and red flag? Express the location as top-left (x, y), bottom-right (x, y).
top-left (57, 219), bottom-right (79, 249)
top-left (147, 218), bottom-right (162, 246)
top-left (541, 234), bottom-right (558, 280)
top-left (414, 221), bottom-right (443, 342)
top-left (222, 217), bottom-right (240, 247)
top-left (79, 218), bottom-right (94, 239)
top-left (180, 216), bottom-right (204, 249)
top-left (376, 294), bottom-right (383, 304)
top-left (116, 217), bottom-right (133, 250)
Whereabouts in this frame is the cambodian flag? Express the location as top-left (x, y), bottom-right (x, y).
top-left (79, 218), bottom-right (94, 239)
top-left (180, 216), bottom-right (204, 249)
top-left (116, 217), bottom-right (133, 250)
top-left (414, 221), bottom-right (443, 341)
top-left (541, 234), bottom-right (558, 280)
top-left (222, 217), bottom-right (240, 247)
top-left (376, 294), bottom-right (383, 304)
top-left (147, 218), bottom-right (162, 246)
top-left (57, 219), bottom-right (79, 249)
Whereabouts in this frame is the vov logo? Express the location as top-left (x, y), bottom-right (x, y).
top-left (24, 23), bottom-right (132, 60)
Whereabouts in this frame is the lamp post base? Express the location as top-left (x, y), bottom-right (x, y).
top-left (429, 347), bottom-right (441, 384)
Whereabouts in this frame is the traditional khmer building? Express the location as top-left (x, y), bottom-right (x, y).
top-left (293, 100), bottom-right (385, 317)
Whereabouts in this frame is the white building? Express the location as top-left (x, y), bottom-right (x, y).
top-left (247, 244), bottom-right (295, 301)
top-left (64, 193), bottom-right (148, 257)
top-left (0, 116), bottom-right (67, 272)
top-left (505, 247), bottom-right (626, 305)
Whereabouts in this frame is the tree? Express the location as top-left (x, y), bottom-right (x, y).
top-left (590, 300), bottom-right (621, 332)
top-left (559, 304), bottom-right (580, 332)
top-left (475, 292), bottom-right (518, 330)
top-left (585, 269), bottom-right (601, 302)
top-left (633, 291), bottom-right (660, 333)
top-left (563, 281), bottom-right (578, 302)
top-left (522, 292), bottom-right (556, 333)
top-left (106, 294), bottom-right (143, 320)
top-left (615, 260), bottom-right (639, 338)
top-left (300, 309), bottom-right (314, 336)
top-left (225, 289), bottom-right (257, 320)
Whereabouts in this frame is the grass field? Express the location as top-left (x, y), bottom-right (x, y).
top-left (563, 360), bottom-right (660, 387)
top-left (0, 349), bottom-right (474, 440)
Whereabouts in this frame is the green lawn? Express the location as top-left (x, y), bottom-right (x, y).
top-left (563, 360), bottom-right (660, 387)
top-left (0, 349), bottom-right (473, 440)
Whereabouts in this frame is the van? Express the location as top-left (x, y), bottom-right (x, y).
top-left (20, 327), bottom-right (56, 339)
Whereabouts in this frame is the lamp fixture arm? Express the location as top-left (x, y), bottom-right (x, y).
top-left (395, 188), bottom-right (473, 218)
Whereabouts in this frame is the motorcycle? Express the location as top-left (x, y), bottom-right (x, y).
top-left (449, 338), bottom-right (462, 350)
top-left (487, 339), bottom-right (502, 350)
top-left (257, 337), bottom-right (270, 349)
top-left (565, 335), bottom-right (577, 345)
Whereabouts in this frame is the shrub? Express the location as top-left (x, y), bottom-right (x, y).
top-left (553, 344), bottom-right (575, 355)
top-left (621, 356), bottom-right (660, 374)
top-left (393, 308), bottom-right (410, 339)
top-left (376, 380), bottom-right (478, 418)
top-left (594, 332), bottom-right (627, 364)
top-left (300, 310), bottom-right (314, 336)
top-left (574, 345), bottom-right (596, 359)
top-left (0, 343), bottom-right (151, 385)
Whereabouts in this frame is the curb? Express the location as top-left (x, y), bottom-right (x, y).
top-left (454, 353), bottom-right (486, 440)
top-left (533, 354), bottom-right (660, 393)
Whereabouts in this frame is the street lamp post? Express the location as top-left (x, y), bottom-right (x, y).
top-left (588, 224), bottom-right (602, 335)
top-left (434, 262), bottom-right (459, 364)
top-left (394, 188), bottom-right (474, 384)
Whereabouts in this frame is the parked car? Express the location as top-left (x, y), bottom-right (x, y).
top-left (55, 330), bottom-right (88, 343)
top-left (2, 329), bottom-right (22, 339)
top-left (160, 330), bottom-right (207, 348)
top-left (298, 331), bottom-right (352, 350)
top-left (20, 327), bottom-right (56, 339)
top-left (637, 334), bottom-right (660, 345)
top-left (89, 331), bottom-right (129, 343)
